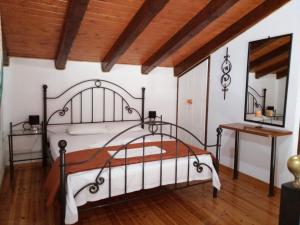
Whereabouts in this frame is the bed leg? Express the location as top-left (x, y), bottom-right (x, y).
top-left (213, 188), bottom-right (218, 198)
top-left (58, 140), bottom-right (67, 225)
top-left (141, 87), bottom-right (145, 129)
top-left (43, 84), bottom-right (48, 168)
top-left (213, 127), bottom-right (222, 198)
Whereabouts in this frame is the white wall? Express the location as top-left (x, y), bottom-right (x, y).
top-left (207, 0), bottom-right (300, 187)
top-left (1, 58), bottom-right (177, 170)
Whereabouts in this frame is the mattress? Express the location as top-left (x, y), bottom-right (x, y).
top-left (48, 128), bottom-right (169, 160)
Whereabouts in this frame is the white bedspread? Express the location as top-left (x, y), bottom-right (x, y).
top-left (47, 128), bottom-right (220, 224)
top-left (65, 152), bottom-right (220, 224)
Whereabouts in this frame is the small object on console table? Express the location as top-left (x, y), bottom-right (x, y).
top-left (279, 182), bottom-right (300, 225)
top-left (255, 110), bottom-right (262, 117)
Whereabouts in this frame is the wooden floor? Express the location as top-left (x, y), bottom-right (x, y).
top-left (0, 163), bottom-right (281, 225)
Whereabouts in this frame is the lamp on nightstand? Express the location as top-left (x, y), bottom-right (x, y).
top-left (29, 115), bottom-right (40, 133)
top-left (148, 111), bottom-right (157, 120)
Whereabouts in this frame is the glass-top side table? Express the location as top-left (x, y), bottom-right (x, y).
top-left (8, 121), bottom-right (43, 179)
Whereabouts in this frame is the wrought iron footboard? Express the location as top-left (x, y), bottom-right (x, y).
top-left (57, 120), bottom-right (222, 225)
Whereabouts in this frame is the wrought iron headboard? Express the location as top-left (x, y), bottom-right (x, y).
top-left (246, 86), bottom-right (266, 115)
top-left (42, 79), bottom-right (145, 166)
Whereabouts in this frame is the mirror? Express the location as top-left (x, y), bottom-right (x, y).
top-left (244, 34), bottom-right (292, 127)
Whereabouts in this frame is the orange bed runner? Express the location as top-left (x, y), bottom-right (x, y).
top-left (45, 141), bottom-right (211, 206)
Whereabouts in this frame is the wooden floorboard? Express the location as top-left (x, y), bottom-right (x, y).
top-left (0, 163), bottom-right (280, 225)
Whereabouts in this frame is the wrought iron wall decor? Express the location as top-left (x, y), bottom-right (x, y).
top-left (220, 47), bottom-right (232, 100)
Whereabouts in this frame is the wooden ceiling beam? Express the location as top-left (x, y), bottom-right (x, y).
top-left (2, 30), bottom-right (9, 66)
top-left (255, 59), bottom-right (289, 78)
top-left (101, 0), bottom-right (169, 72)
top-left (174, 0), bottom-right (290, 77)
top-left (250, 38), bottom-right (279, 54)
top-left (55, 0), bottom-right (89, 70)
top-left (276, 68), bottom-right (289, 79)
top-left (250, 43), bottom-right (290, 70)
top-left (141, 0), bottom-right (238, 74)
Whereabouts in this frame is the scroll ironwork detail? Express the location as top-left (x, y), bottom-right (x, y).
top-left (220, 47), bottom-right (232, 100)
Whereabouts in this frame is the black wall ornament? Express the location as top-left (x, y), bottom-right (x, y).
top-left (220, 47), bottom-right (232, 100)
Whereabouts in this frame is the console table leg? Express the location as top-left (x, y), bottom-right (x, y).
top-left (269, 137), bottom-right (277, 197)
top-left (233, 131), bottom-right (240, 179)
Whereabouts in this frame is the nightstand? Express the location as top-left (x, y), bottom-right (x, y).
top-left (8, 121), bottom-right (43, 179)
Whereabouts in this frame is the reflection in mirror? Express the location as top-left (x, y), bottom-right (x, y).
top-left (245, 34), bottom-right (292, 127)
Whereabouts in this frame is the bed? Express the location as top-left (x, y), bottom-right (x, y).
top-left (41, 80), bottom-right (222, 225)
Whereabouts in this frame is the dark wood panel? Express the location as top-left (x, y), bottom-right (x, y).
top-left (141, 0), bottom-right (238, 74)
top-left (174, 0), bottom-right (290, 77)
top-left (0, 163), bottom-right (280, 225)
top-left (55, 0), bottom-right (89, 69)
top-left (101, 0), bottom-right (169, 72)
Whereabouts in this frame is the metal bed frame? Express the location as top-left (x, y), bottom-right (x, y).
top-left (42, 79), bottom-right (145, 166)
top-left (42, 80), bottom-right (222, 225)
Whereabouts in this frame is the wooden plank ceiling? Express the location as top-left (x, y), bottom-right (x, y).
top-left (0, 0), bottom-right (290, 76)
top-left (249, 35), bottom-right (291, 79)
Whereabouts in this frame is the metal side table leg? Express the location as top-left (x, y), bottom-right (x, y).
top-left (233, 131), bottom-right (240, 179)
top-left (269, 137), bottom-right (277, 197)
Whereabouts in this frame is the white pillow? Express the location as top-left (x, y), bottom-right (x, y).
top-left (47, 125), bottom-right (69, 134)
top-left (67, 124), bottom-right (108, 135)
top-left (105, 121), bottom-right (143, 133)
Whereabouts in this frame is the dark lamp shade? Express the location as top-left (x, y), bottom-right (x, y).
top-left (148, 111), bottom-right (156, 119)
top-left (29, 115), bottom-right (40, 125)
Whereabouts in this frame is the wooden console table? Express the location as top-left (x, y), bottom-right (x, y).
top-left (219, 123), bottom-right (292, 196)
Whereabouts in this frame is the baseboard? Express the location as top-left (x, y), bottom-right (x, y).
top-left (219, 164), bottom-right (281, 192)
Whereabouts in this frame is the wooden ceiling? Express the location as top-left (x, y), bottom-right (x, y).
top-left (249, 34), bottom-right (292, 79)
top-left (0, 0), bottom-right (290, 76)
